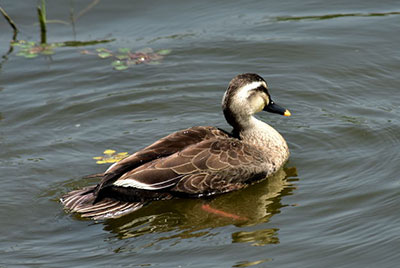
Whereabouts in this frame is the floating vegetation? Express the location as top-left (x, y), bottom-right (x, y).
top-left (11, 39), bottom-right (115, 58)
top-left (2, 1), bottom-right (169, 72)
top-left (81, 47), bottom-right (172, 71)
top-left (93, 149), bottom-right (129, 164)
top-left (11, 40), bottom-right (170, 72)
top-left (2, 0), bottom-right (169, 73)
top-left (12, 40), bottom-right (61, 58)
top-left (2, 0), bottom-right (113, 62)
top-left (276, 11), bottom-right (400, 21)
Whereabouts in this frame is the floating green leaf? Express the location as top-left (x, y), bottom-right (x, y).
top-left (157, 49), bottom-right (171, 55)
top-left (111, 60), bottom-right (129, 70)
top-left (12, 38), bottom-right (116, 60)
top-left (81, 47), bottom-right (172, 70)
top-left (118, 48), bottom-right (131, 53)
top-left (98, 52), bottom-right (112, 58)
top-left (24, 53), bottom-right (38, 58)
top-left (111, 60), bottom-right (123, 67)
top-left (13, 40), bottom-right (55, 58)
top-left (114, 65), bottom-right (129, 71)
top-left (96, 47), bottom-right (111, 53)
top-left (115, 54), bottom-right (129, 60)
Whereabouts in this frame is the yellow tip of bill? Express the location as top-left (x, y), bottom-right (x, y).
top-left (284, 110), bottom-right (291, 117)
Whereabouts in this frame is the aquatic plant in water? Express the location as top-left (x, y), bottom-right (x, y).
top-left (11, 40), bottom-right (63, 58)
top-left (93, 149), bottom-right (129, 164)
top-left (11, 39), bottom-right (115, 58)
top-left (81, 47), bottom-right (172, 70)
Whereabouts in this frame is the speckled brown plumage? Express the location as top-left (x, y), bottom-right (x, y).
top-left (61, 73), bottom-right (291, 220)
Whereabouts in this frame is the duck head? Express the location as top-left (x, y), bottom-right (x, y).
top-left (222, 73), bottom-right (290, 130)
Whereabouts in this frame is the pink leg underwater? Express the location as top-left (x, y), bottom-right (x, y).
top-left (201, 204), bottom-right (248, 221)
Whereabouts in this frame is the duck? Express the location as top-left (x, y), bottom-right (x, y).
top-left (61, 73), bottom-right (291, 220)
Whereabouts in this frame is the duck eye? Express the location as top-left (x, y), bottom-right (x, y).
top-left (254, 85), bottom-right (266, 92)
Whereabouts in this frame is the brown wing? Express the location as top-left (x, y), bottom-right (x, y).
top-left (111, 138), bottom-right (270, 196)
top-left (93, 126), bottom-right (231, 198)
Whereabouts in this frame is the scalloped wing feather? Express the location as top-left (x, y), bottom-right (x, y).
top-left (112, 138), bottom-right (269, 195)
top-left (94, 126), bottom-right (230, 195)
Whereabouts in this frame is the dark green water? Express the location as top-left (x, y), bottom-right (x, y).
top-left (1, 1), bottom-right (399, 267)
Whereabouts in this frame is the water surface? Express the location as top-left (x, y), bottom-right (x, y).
top-left (1, 0), bottom-right (399, 267)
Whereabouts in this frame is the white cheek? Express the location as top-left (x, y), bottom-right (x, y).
top-left (252, 96), bottom-right (266, 113)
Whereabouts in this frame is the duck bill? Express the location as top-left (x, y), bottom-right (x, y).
top-left (264, 101), bottom-right (291, 116)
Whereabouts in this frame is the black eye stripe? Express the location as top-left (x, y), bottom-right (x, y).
top-left (246, 85), bottom-right (271, 106)
top-left (252, 85), bottom-right (271, 99)
top-left (254, 85), bottom-right (265, 91)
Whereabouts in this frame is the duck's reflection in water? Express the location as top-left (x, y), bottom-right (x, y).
top-left (102, 166), bottom-right (298, 245)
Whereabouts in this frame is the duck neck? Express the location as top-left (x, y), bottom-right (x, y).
top-left (231, 114), bottom-right (289, 166)
top-left (224, 108), bottom-right (267, 136)
top-left (236, 116), bottom-right (277, 140)
top-left (223, 107), bottom-right (253, 134)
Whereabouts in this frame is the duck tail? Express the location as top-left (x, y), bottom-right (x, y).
top-left (60, 186), bottom-right (144, 220)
